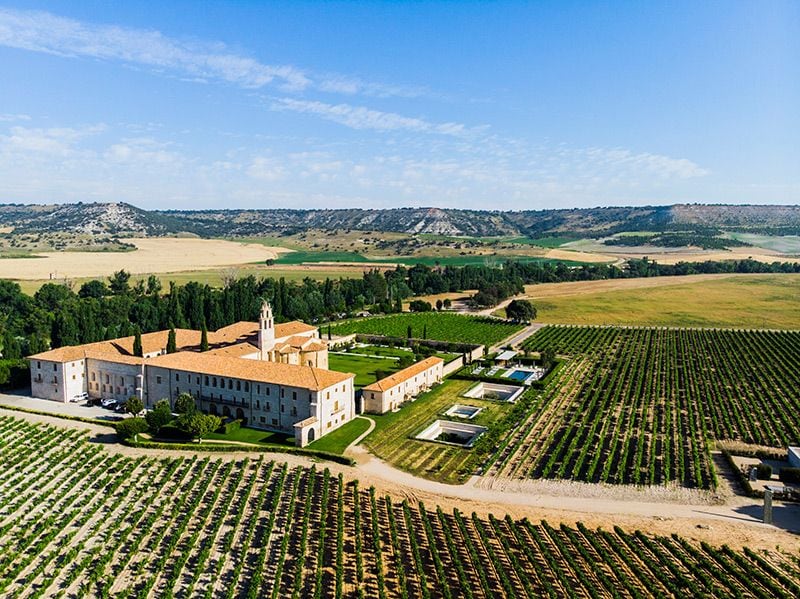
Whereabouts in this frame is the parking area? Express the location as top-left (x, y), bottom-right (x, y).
top-left (0, 389), bottom-right (126, 423)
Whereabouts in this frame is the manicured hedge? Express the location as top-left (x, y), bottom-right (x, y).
top-left (122, 437), bottom-right (356, 465)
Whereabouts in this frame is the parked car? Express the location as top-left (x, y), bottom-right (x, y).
top-left (100, 397), bottom-right (117, 408)
top-left (114, 401), bottom-right (128, 413)
top-left (71, 392), bottom-right (89, 403)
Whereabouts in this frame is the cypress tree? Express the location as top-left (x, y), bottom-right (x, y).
top-left (200, 323), bottom-right (209, 352)
top-left (167, 326), bottom-right (177, 354)
top-left (132, 327), bottom-right (143, 357)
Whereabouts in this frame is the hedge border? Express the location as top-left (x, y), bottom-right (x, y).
top-left (122, 437), bottom-right (356, 466)
top-left (0, 403), bottom-right (117, 428)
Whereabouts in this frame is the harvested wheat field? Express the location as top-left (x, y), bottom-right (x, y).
top-left (0, 238), bottom-right (286, 280)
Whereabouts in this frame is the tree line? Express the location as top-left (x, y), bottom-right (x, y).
top-left (0, 256), bottom-right (798, 360)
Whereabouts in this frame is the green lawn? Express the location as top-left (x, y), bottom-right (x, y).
top-left (328, 352), bottom-right (404, 388)
top-left (330, 312), bottom-right (522, 346)
top-left (307, 416), bottom-right (372, 454)
top-left (205, 426), bottom-right (294, 446)
top-left (362, 379), bottom-right (513, 484)
top-left (348, 344), bottom-right (459, 363)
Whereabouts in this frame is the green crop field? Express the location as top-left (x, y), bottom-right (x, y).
top-left (331, 313), bottom-right (522, 345)
top-left (485, 326), bottom-right (800, 489)
top-left (328, 352), bottom-right (404, 388)
top-left (3, 416), bottom-right (797, 598)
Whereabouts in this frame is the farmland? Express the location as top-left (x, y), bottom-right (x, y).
top-left (487, 326), bottom-right (800, 489)
top-left (330, 313), bottom-right (522, 346)
top-left (524, 274), bottom-right (800, 329)
top-left (2, 416), bottom-right (799, 598)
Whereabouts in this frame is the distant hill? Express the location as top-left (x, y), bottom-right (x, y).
top-left (2, 201), bottom-right (800, 239)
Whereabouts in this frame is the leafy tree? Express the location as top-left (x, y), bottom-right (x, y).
top-left (179, 413), bottom-right (221, 442)
top-left (108, 270), bottom-right (132, 295)
top-left (125, 396), bottom-right (144, 417)
top-left (166, 326), bottom-right (177, 354)
top-left (406, 325), bottom-right (413, 345)
top-left (422, 324), bottom-right (428, 340)
top-left (541, 347), bottom-right (556, 371)
top-left (436, 299), bottom-right (443, 311)
top-left (174, 392), bottom-right (196, 415)
top-left (200, 323), bottom-right (209, 352)
top-left (34, 283), bottom-right (75, 312)
top-left (78, 279), bottom-right (109, 299)
top-left (145, 399), bottom-right (173, 434)
top-left (409, 300), bottom-right (433, 312)
top-left (116, 417), bottom-right (148, 441)
top-left (132, 327), bottom-right (143, 357)
top-left (443, 298), bottom-right (452, 309)
top-left (505, 299), bottom-right (537, 323)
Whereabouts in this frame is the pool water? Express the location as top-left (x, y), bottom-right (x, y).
top-left (507, 370), bottom-right (533, 382)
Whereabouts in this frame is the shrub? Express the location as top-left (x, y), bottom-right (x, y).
top-left (0, 359), bottom-right (29, 390)
top-left (779, 467), bottom-right (800, 484)
top-left (218, 418), bottom-right (242, 435)
top-left (756, 463), bottom-right (773, 480)
top-left (116, 417), bottom-right (148, 440)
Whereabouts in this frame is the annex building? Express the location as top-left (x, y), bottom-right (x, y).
top-left (27, 302), bottom-right (354, 446)
top-left (362, 356), bottom-right (444, 414)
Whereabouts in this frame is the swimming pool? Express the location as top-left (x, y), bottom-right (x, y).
top-left (507, 370), bottom-right (533, 382)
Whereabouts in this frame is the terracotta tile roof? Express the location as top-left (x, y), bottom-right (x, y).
top-left (212, 320), bottom-right (317, 344)
top-left (148, 351), bottom-right (353, 391)
top-left (28, 341), bottom-right (112, 363)
top-left (212, 322), bottom-right (258, 344)
top-left (275, 321), bottom-right (317, 338)
top-left (362, 356), bottom-right (444, 393)
top-left (111, 329), bottom-right (201, 356)
top-left (84, 350), bottom-right (145, 365)
top-left (205, 342), bottom-right (259, 358)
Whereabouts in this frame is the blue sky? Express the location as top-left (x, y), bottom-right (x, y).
top-left (0, 1), bottom-right (797, 210)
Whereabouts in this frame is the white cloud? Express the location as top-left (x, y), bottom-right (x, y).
top-left (105, 138), bottom-right (183, 165)
top-left (0, 124), bottom-right (105, 156)
top-left (0, 7), bottom-right (309, 91)
top-left (317, 75), bottom-right (430, 99)
top-left (246, 156), bottom-right (286, 181)
top-left (0, 8), bottom-right (439, 100)
top-left (0, 113), bottom-right (30, 122)
top-left (270, 97), bottom-right (472, 136)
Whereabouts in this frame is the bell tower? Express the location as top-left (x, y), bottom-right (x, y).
top-left (258, 300), bottom-right (275, 360)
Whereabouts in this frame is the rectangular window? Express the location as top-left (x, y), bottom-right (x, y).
top-left (244, 382), bottom-right (249, 392)
top-left (53, 364), bottom-right (57, 371)
top-left (257, 384), bottom-right (261, 394)
top-left (260, 416), bottom-right (265, 423)
top-left (236, 381), bottom-right (241, 391)
top-left (292, 391), bottom-right (297, 400)
top-left (228, 380), bottom-right (233, 390)
top-left (37, 361), bottom-right (41, 369)
top-left (175, 373), bottom-right (179, 382)
top-left (205, 375), bottom-right (209, 385)
top-left (280, 388), bottom-right (284, 398)
top-left (120, 377), bottom-right (125, 386)
top-left (72, 375), bottom-right (75, 380)
top-left (327, 422), bottom-right (331, 429)
top-left (156, 376), bottom-right (162, 384)
top-left (196, 376), bottom-right (200, 385)
top-left (266, 402), bottom-right (270, 411)
top-left (266, 387), bottom-right (270, 396)
top-left (256, 400), bottom-right (260, 409)
top-left (271, 418), bottom-right (278, 426)
top-left (105, 374), bottom-right (110, 384)
top-left (91, 373), bottom-right (96, 381)
top-left (280, 404), bottom-right (284, 413)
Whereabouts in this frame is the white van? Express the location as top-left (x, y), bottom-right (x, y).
top-left (71, 392), bottom-right (89, 403)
